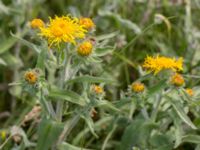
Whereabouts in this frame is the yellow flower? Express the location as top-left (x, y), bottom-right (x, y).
top-left (24, 70), bottom-right (38, 84)
top-left (1, 130), bottom-right (6, 140)
top-left (77, 41), bottom-right (93, 56)
top-left (171, 73), bottom-right (184, 86)
top-left (131, 82), bottom-right (145, 93)
top-left (79, 17), bottom-right (95, 30)
top-left (39, 16), bottom-right (87, 47)
top-left (93, 85), bottom-right (103, 94)
top-left (143, 55), bottom-right (183, 74)
top-left (30, 19), bottom-right (44, 29)
top-left (185, 88), bottom-right (194, 96)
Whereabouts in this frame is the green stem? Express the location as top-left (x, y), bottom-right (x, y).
top-left (101, 124), bottom-right (117, 150)
top-left (56, 50), bottom-right (71, 121)
top-left (151, 94), bottom-right (162, 122)
top-left (141, 107), bottom-right (149, 120)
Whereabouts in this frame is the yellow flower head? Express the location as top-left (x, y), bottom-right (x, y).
top-left (171, 73), bottom-right (184, 86)
top-left (39, 16), bottom-right (87, 47)
top-left (185, 88), bottom-right (194, 96)
top-left (143, 55), bottom-right (183, 74)
top-left (131, 82), bottom-right (145, 93)
top-left (79, 17), bottom-right (95, 30)
top-left (77, 41), bottom-right (93, 56)
top-left (30, 19), bottom-right (44, 29)
top-left (93, 85), bottom-right (104, 94)
top-left (1, 130), bottom-right (6, 141)
top-left (24, 70), bottom-right (38, 84)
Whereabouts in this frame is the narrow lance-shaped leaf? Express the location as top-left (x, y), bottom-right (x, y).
top-left (182, 135), bottom-right (200, 144)
top-left (49, 87), bottom-right (86, 106)
top-left (66, 75), bottom-right (117, 85)
top-left (36, 46), bottom-right (47, 71)
top-left (96, 100), bottom-right (121, 113)
top-left (58, 142), bottom-right (92, 150)
top-left (11, 32), bottom-right (41, 53)
top-left (81, 114), bottom-right (98, 138)
top-left (147, 79), bottom-right (167, 97)
top-left (168, 97), bottom-right (197, 129)
top-left (120, 119), bottom-right (157, 150)
top-left (36, 118), bottom-right (63, 150)
top-left (98, 10), bottom-right (141, 34)
top-left (0, 37), bottom-right (17, 54)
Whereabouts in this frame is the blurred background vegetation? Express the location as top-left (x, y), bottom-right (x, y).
top-left (1, 0), bottom-right (200, 149)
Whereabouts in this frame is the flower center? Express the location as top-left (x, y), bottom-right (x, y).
top-left (52, 27), bottom-right (63, 37)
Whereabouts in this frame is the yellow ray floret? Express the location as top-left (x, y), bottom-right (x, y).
top-left (143, 55), bottom-right (183, 74)
top-left (39, 16), bottom-right (87, 47)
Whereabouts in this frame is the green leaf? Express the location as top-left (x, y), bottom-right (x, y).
top-left (95, 47), bottom-right (114, 56)
top-left (98, 10), bottom-right (141, 34)
top-left (72, 117), bottom-right (112, 145)
top-left (58, 142), bottom-right (91, 150)
top-left (36, 45), bottom-right (47, 71)
top-left (81, 114), bottom-right (98, 138)
top-left (49, 88), bottom-right (86, 106)
top-left (149, 134), bottom-right (173, 150)
top-left (11, 32), bottom-right (41, 53)
top-left (0, 58), bottom-right (7, 66)
top-left (169, 97), bottom-right (197, 129)
top-left (120, 119), bottom-right (157, 150)
top-left (148, 79), bottom-right (167, 96)
top-left (113, 51), bottom-right (137, 69)
top-left (66, 75), bottom-right (117, 85)
top-left (1, 52), bottom-right (22, 67)
top-left (182, 135), bottom-right (200, 144)
top-left (36, 118), bottom-right (63, 150)
top-left (169, 109), bottom-right (183, 148)
top-left (0, 37), bottom-right (17, 54)
top-left (96, 31), bottom-right (119, 41)
top-left (96, 100), bottom-right (121, 113)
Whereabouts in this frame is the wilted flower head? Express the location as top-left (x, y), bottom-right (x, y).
top-left (77, 41), bottom-right (93, 56)
top-left (79, 17), bottom-right (95, 30)
top-left (24, 70), bottom-right (38, 84)
top-left (143, 55), bottom-right (183, 74)
top-left (185, 88), bottom-right (194, 96)
top-left (171, 73), bottom-right (184, 86)
top-left (39, 15), bottom-right (87, 47)
top-left (30, 18), bottom-right (44, 29)
top-left (131, 82), bottom-right (145, 93)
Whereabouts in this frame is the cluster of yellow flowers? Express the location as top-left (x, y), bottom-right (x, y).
top-left (143, 55), bottom-right (183, 74)
top-left (30, 15), bottom-right (95, 56)
top-left (130, 55), bottom-right (194, 97)
top-left (29, 16), bottom-right (195, 97)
